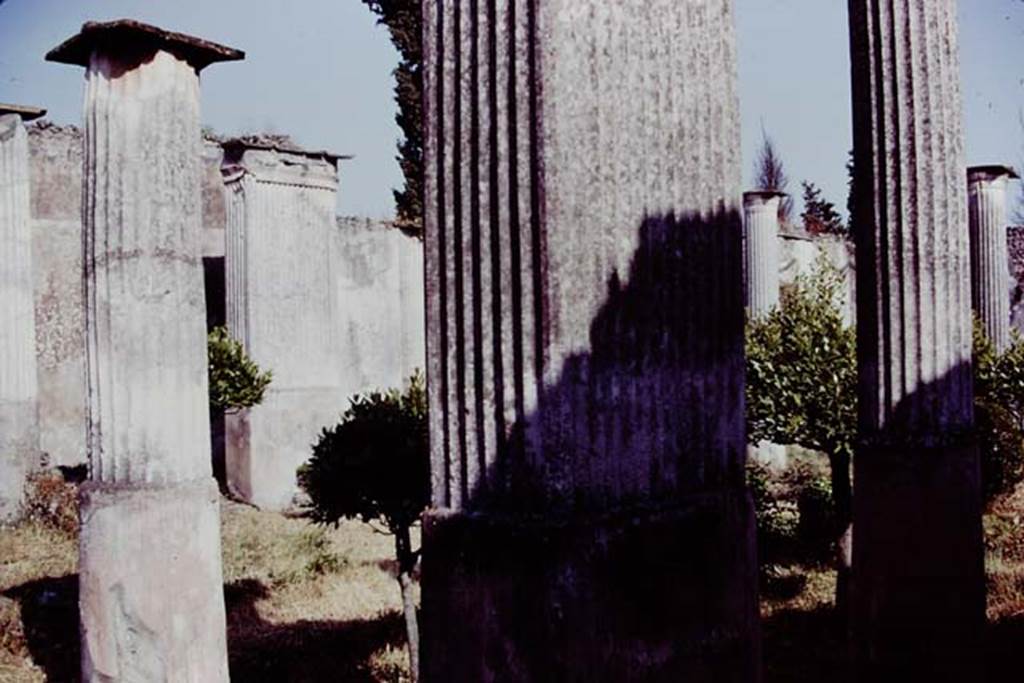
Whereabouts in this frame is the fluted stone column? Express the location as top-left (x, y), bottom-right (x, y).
top-left (47, 21), bottom-right (243, 682)
top-left (848, 2), bottom-right (983, 679)
top-left (221, 139), bottom-right (347, 510)
top-left (0, 103), bottom-right (45, 522)
top-left (968, 165), bottom-right (1019, 352)
top-left (744, 190), bottom-right (785, 316)
top-left (421, 1), bottom-right (758, 680)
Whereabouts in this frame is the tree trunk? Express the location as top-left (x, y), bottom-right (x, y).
top-left (828, 449), bottom-right (853, 627)
top-left (395, 525), bottom-right (420, 683)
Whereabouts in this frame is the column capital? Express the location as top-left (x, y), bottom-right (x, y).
top-left (0, 103), bottom-right (46, 121)
top-left (967, 164), bottom-right (1020, 185)
top-left (46, 19), bottom-right (243, 72)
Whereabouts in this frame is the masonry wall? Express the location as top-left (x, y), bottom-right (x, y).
top-left (28, 122), bottom-right (86, 468)
top-left (333, 217), bottom-right (425, 401)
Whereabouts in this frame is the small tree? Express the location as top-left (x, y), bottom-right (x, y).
top-left (298, 372), bottom-right (429, 682)
top-left (801, 180), bottom-right (846, 236)
top-left (973, 321), bottom-right (1024, 506)
top-left (753, 128), bottom-right (794, 224)
top-left (746, 256), bottom-right (857, 614)
top-left (207, 326), bottom-right (272, 411)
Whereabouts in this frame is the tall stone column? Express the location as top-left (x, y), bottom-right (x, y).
top-left (221, 139), bottom-right (347, 510)
top-left (744, 190), bottom-right (785, 316)
top-left (421, 1), bottom-right (759, 681)
top-left (968, 165), bottom-right (1019, 352)
top-left (848, 2), bottom-right (984, 679)
top-left (0, 103), bottom-right (45, 522)
top-left (47, 21), bottom-right (243, 682)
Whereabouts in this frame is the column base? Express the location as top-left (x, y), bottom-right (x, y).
top-left (853, 442), bottom-right (985, 682)
top-left (421, 491), bottom-right (761, 682)
top-left (78, 478), bottom-right (229, 683)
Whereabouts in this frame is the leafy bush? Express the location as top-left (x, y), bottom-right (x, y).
top-left (747, 256), bottom-right (855, 608)
top-left (207, 326), bottom-right (273, 411)
top-left (973, 320), bottom-right (1024, 506)
top-left (794, 471), bottom-right (835, 551)
top-left (298, 371), bottom-right (428, 681)
top-left (747, 461), bottom-right (799, 564)
top-left (298, 371), bottom-right (428, 534)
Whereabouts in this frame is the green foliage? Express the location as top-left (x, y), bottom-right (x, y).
top-left (298, 371), bottom-right (429, 535)
top-left (795, 471), bottom-right (836, 548)
top-left (361, 0), bottom-right (423, 234)
top-left (748, 461), bottom-right (799, 562)
top-left (207, 327), bottom-right (273, 412)
top-left (973, 320), bottom-right (1024, 505)
top-left (746, 256), bottom-right (857, 461)
top-left (800, 180), bottom-right (846, 236)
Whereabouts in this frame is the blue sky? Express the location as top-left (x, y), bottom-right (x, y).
top-left (1, 0), bottom-right (1022, 220)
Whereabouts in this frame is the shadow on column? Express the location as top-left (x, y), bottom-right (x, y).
top-left (422, 208), bottom-right (762, 682)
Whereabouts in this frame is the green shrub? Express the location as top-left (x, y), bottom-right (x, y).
top-left (298, 371), bottom-right (429, 681)
top-left (794, 472), bottom-right (835, 552)
top-left (207, 326), bottom-right (273, 411)
top-left (973, 320), bottom-right (1024, 506)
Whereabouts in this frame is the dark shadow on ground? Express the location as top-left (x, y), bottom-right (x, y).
top-left (2, 574), bottom-right (80, 682)
top-left (3, 575), bottom-right (406, 683)
top-left (985, 614), bottom-right (1024, 681)
top-left (761, 605), bottom-right (850, 683)
top-left (224, 578), bottom-right (407, 682)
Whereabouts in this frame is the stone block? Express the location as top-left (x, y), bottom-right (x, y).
top-left (78, 479), bottom-right (229, 682)
top-left (422, 492), bottom-right (760, 683)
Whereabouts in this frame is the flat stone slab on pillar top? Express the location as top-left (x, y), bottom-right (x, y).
top-left (0, 103), bottom-right (47, 121)
top-left (46, 19), bottom-right (244, 69)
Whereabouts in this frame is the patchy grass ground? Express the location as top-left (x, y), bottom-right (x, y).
top-left (2, 478), bottom-right (1023, 682)
top-left (1, 491), bottom-right (415, 683)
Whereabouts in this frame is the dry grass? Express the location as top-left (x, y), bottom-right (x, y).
top-left (2, 485), bottom-right (1023, 682)
top-left (0, 496), bottom-right (414, 683)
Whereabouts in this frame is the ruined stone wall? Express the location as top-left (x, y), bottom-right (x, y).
top-left (333, 217), bottom-right (425, 400)
top-left (28, 121), bottom-right (85, 468)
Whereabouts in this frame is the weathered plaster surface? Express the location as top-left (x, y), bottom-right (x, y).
top-left (28, 122), bottom-right (86, 469)
top-left (0, 112), bottom-right (40, 521)
top-left (334, 217), bottom-right (425, 399)
top-left (968, 166), bottom-right (1018, 352)
top-left (47, 19), bottom-right (239, 681)
top-left (744, 192), bottom-right (784, 316)
top-left (848, 1), bottom-right (984, 677)
top-left (421, 1), bottom-right (758, 679)
top-left (223, 144), bottom-right (344, 510)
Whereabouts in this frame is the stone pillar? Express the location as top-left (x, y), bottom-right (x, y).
top-left (848, 2), bottom-right (984, 679)
top-left (46, 21), bottom-right (243, 682)
top-left (968, 165), bottom-right (1019, 352)
top-left (0, 103), bottom-right (45, 522)
top-left (222, 140), bottom-right (347, 510)
top-left (421, 1), bottom-right (758, 681)
top-left (744, 190), bottom-right (785, 316)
